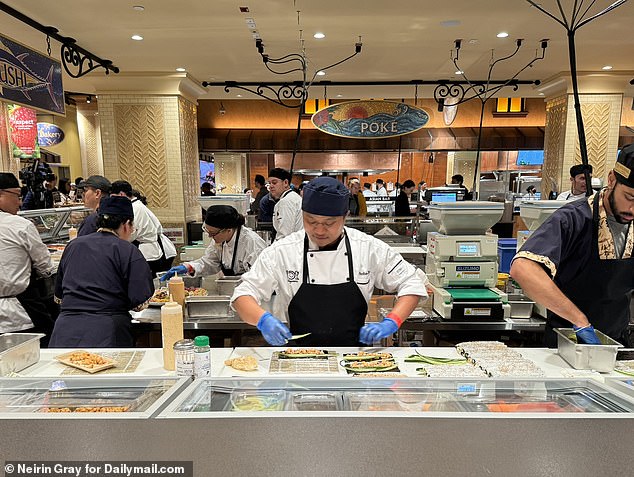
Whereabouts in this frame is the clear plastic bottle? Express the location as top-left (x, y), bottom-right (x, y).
top-left (173, 339), bottom-right (195, 377)
top-left (193, 335), bottom-right (211, 378)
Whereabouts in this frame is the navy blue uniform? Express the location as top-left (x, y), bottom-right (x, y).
top-left (77, 212), bottom-right (98, 237)
top-left (50, 231), bottom-right (153, 347)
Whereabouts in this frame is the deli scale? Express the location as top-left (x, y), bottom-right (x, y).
top-left (426, 201), bottom-right (510, 321)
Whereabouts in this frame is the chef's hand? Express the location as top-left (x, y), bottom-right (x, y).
top-left (573, 324), bottom-right (601, 345)
top-left (257, 312), bottom-right (292, 346)
top-left (360, 317), bottom-right (399, 345)
top-left (160, 265), bottom-right (188, 282)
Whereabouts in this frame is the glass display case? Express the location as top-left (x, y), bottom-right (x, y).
top-left (158, 377), bottom-right (634, 417)
top-left (0, 376), bottom-right (189, 418)
top-left (18, 206), bottom-right (91, 243)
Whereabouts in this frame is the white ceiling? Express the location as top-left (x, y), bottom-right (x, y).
top-left (2, 0), bottom-right (633, 100)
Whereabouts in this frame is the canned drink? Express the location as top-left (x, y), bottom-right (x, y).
top-left (173, 339), bottom-right (195, 377)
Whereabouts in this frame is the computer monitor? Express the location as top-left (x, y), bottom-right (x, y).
top-left (431, 191), bottom-right (457, 203)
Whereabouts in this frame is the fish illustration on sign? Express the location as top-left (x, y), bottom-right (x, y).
top-left (311, 100), bottom-right (430, 139)
top-left (0, 39), bottom-right (59, 110)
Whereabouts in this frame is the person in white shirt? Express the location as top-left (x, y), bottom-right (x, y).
top-left (523, 185), bottom-right (538, 200)
top-left (162, 205), bottom-right (266, 280)
top-left (557, 164), bottom-right (593, 202)
top-left (362, 182), bottom-right (376, 198)
top-left (110, 181), bottom-right (177, 277)
top-left (375, 178), bottom-right (388, 197)
top-left (269, 167), bottom-right (303, 241)
top-left (0, 173), bottom-right (55, 342)
top-left (231, 176), bottom-right (428, 346)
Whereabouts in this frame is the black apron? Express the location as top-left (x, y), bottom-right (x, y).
top-left (545, 192), bottom-right (634, 347)
top-left (287, 233), bottom-right (368, 346)
top-left (220, 226), bottom-right (241, 276)
top-left (16, 272), bottom-right (56, 348)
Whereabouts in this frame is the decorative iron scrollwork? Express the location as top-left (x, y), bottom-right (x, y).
top-left (218, 82), bottom-right (307, 108)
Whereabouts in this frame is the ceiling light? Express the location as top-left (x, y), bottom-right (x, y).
top-left (86, 95), bottom-right (92, 104)
top-left (539, 92), bottom-right (545, 96)
top-left (132, 5), bottom-right (144, 11)
top-left (336, 94), bottom-right (342, 98)
top-left (497, 32), bottom-right (509, 38)
top-left (314, 32), bottom-right (325, 39)
top-left (176, 67), bottom-right (186, 72)
top-left (131, 34), bottom-right (143, 41)
top-left (602, 65), bottom-right (613, 70)
top-left (317, 70), bottom-right (326, 76)
top-left (455, 70), bottom-right (464, 75)
top-left (236, 94), bottom-right (242, 97)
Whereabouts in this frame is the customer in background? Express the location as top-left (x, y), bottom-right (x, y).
top-left (76, 175), bottom-right (112, 236)
top-left (258, 192), bottom-right (275, 223)
top-left (523, 185), bottom-right (538, 200)
top-left (451, 174), bottom-right (473, 200)
top-left (201, 182), bottom-right (214, 196)
top-left (347, 178), bottom-right (367, 217)
top-left (362, 183), bottom-right (376, 198)
top-left (110, 180), bottom-right (177, 277)
top-left (269, 167), bottom-right (303, 241)
top-left (250, 175), bottom-right (268, 215)
top-left (162, 205), bottom-right (266, 280)
top-left (0, 173), bottom-right (56, 345)
top-left (557, 164), bottom-right (593, 202)
top-left (375, 178), bottom-right (388, 197)
top-left (50, 196), bottom-right (153, 347)
top-left (70, 176), bottom-right (83, 201)
top-left (395, 179), bottom-right (416, 216)
top-left (56, 178), bottom-right (72, 205)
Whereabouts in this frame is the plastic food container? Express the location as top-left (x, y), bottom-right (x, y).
top-left (289, 392), bottom-right (342, 411)
top-left (230, 391), bottom-right (286, 412)
top-left (0, 333), bottom-right (45, 376)
top-left (555, 328), bottom-right (622, 373)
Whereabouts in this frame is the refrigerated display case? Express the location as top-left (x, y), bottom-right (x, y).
top-left (0, 376), bottom-right (189, 418)
top-left (18, 206), bottom-right (91, 243)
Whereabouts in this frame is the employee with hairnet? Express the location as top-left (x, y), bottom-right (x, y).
top-left (231, 176), bottom-right (427, 346)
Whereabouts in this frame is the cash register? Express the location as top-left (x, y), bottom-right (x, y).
top-left (425, 201), bottom-right (511, 321)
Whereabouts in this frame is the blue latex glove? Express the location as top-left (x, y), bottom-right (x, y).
top-left (160, 265), bottom-right (188, 282)
top-left (573, 325), bottom-right (601, 345)
top-left (257, 312), bottom-right (292, 346)
top-left (359, 318), bottom-right (399, 345)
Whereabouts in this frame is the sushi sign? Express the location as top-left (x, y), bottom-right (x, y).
top-left (311, 100), bottom-right (430, 139)
top-left (0, 33), bottom-right (65, 115)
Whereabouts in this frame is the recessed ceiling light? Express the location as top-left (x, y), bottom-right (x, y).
top-left (602, 65), bottom-right (613, 70)
top-left (539, 92), bottom-right (545, 96)
top-left (176, 67), bottom-right (186, 72)
top-left (132, 5), bottom-right (144, 11)
top-left (455, 70), bottom-right (464, 75)
top-left (336, 94), bottom-right (342, 98)
top-left (236, 94), bottom-right (242, 97)
top-left (497, 32), bottom-right (509, 38)
top-left (314, 32), bottom-right (325, 39)
top-left (131, 34), bottom-right (143, 41)
top-left (317, 70), bottom-right (326, 76)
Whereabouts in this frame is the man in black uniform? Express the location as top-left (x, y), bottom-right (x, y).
top-left (511, 145), bottom-right (634, 347)
top-left (77, 175), bottom-right (111, 237)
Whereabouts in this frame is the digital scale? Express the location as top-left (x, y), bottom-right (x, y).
top-left (425, 201), bottom-right (510, 321)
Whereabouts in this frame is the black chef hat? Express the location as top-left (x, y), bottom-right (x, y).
top-left (614, 144), bottom-right (634, 188)
top-left (302, 176), bottom-right (349, 217)
top-left (99, 196), bottom-right (134, 219)
top-left (204, 205), bottom-right (243, 228)
top-left (570, 163), bottom-right (592, 178)
top-left (268, 167), bottom-right (291, 182)
top-left (0, 173), bottom-right (20, 189)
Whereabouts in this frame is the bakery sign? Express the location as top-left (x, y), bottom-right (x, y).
top-left (311, 100), bottom-right (429, 138)
top-left (37, 122), bottom-right (65, 146)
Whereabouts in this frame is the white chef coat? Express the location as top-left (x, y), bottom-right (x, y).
top-left (130, 199), bottom-right (176, 261)
top-left (376, 187), bottom-right (388, 197)
top-left (0, 212), bottom-right (54, 333)
top-left (556, 190), bottom-right (585, 202)
top-left (362, 189), bottom-right (376, 198)
top-left (273, 189), bottom-right (303, 241)
top-left (231, 227), bottom-right (428, 321)
top-left (187, 225), bottom-right (267, 276)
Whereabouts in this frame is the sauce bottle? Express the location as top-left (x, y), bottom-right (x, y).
top-left (161, 300), bottom-right (184, 371)
top-left (68, 226), bottom-right (77, 241)
top-left (168, 275), bottom-right (186, 309)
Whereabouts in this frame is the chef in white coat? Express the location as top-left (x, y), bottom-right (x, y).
top-left (231, 176), bottom-right (428, 346)
top-left (269, 167), bottom-right (303, 241)
top-left (0, 173), bottom-right (55, 339)
top-left (162, 205), bottom-right (267, 280)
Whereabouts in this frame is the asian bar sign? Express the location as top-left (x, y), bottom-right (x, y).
top-left (0, 33), bottom-right (65, 115)
top-left (311, 100), bottom-right (429, 139)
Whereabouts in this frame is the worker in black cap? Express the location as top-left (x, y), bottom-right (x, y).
top-left (76, 175), bottom-right (112, 236)
top-left (231, 176), bottom-right (427, 346)
top-left (0, 173), bottom-right (56, 344)
top-left (50, 196), bottom-right (153, 347)
top-left (161, 205), bottom-right (266, 280)
top-left (512, 144), bottom-right (634, 347)
top-left (557, 164), bottom-right (593, 201)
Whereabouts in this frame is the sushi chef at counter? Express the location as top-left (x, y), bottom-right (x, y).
top-left (231, 176), bottom-right (428, 346)
top-left (511, 145), bottom-right (634, 347)
top-left (161, 205), bottom-right (267, 280)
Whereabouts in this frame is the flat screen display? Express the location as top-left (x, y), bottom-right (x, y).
top-left (457, 242), bottom-right (480, 256)
top-left (516, 150), bottom-right (544, 166)
top-left (431, 192), bottom-right (457, 203)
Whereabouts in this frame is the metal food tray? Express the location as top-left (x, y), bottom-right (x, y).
top-left (186, 296), bottom-right (234, 319)
top-left (216, 276), bottom-right (242, 296)
top-left (507, 294), bottom-right (535, 318)
top-left (554, 328), bottom-right (622, 373)
top-left (0, 333), bottom-right (44, 376)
